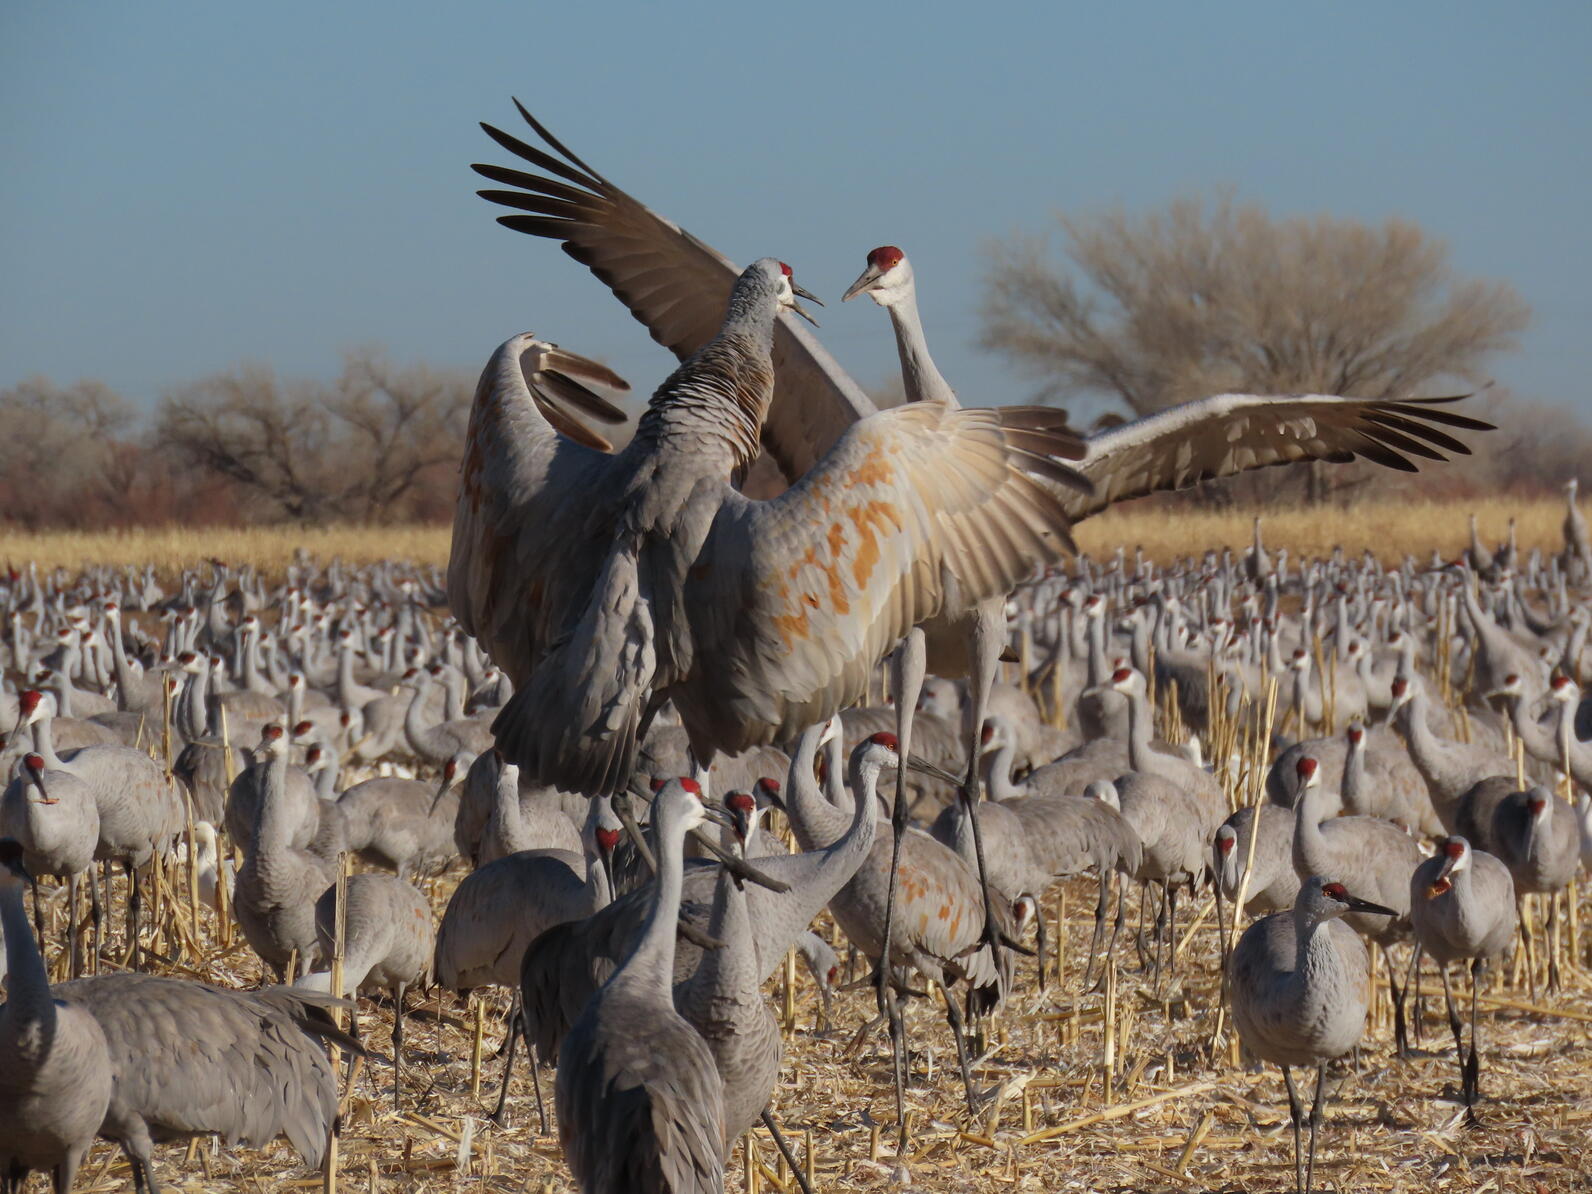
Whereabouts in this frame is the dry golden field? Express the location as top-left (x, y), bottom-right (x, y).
top-left (30, 856), bottom-right (1592, 1194)
top-left (1, 494), bottom-right (1571, 577)
top-left (9, 492), bottom-right (1592, 1193)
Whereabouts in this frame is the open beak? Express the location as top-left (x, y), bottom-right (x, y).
top-left (787, 282), bottom-right (824, 327)
top-left (842, 264), bottom-right (882, 303)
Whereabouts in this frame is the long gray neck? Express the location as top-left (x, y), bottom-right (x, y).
top-left (616, 807), bottom-right (689, 998)
top-left (784, 735), bottom-right (849, 849)
top-left (883, 287), bottom-right (958, 406)
top-left (31, 713), bottom-right (64, 769)
top-left (1291, 901), bottom-right (1335, 979)
top-left (982, 741), bottom-right (1022, 801)
top-left (0, 881), bottom-right (58, 1060)
top-left (1291, 780), bottom-right (1330, 878)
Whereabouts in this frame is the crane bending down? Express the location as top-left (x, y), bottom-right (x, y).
top-left (450, 262), bottom-right (1090, 796)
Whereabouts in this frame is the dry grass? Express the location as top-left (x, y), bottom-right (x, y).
top-left (40, 841), bottom-right (1592, 1193)
top-left (12, 493), bottom-right (1590, 1192)
top-left (1, 493), bottom-right (1568, 576)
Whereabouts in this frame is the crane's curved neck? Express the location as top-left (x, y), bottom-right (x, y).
top-left (783, 734), bottom-right (849, 850)
top-left (619, 807), bottom-right (690, 997)
top-left (1291, 780), bottom-right (1332, 878)
top-left (982, 741), bottom-right (1022, 802)
top-left (0, 881), bottom-right (57, 1055)
top-left (882, 285), bottom-right (957, 406)
top-left (31, 713), bottom-right (64, 769)
top-left (1291, 903), bottom-right (1336, 979)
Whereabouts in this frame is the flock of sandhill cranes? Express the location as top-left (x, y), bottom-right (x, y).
top-left (3, 101), bottom-right (1589, 1194)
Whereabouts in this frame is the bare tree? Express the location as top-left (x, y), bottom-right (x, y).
top-left (980, 195), bottom-right (1529, 422)
top-left (157, 349), bottom-right (472, 522)
top-left (0, 377), bottom-right (145, 529)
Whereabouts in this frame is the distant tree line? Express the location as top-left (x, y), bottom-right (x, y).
top-left (1, 349), bottom-right (475, 530)
top-left (0, 196), bottom-right (1572, 529)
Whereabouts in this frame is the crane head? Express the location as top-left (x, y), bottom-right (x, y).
top-left (764, 259), bottom-right (822, 326)
top-left (1432, 835), bottom-right (1471, 893)
top-left (842, 245), bottom-right (911, 306)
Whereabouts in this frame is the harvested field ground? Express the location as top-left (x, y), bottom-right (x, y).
top-left (29, 848), bottom-right (1592, 1194)
top-left (1, 494), bottom-right (1571, 575)
top-left (9, 493), bottom-right (1591, 1193)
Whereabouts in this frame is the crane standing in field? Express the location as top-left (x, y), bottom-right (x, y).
top-left (1230, 876), bottom-right (1398, 1194)
top-left (1409, 836), bottom-right (1516, 1123)
top-left (554, 777), bottom-right (727, 1194)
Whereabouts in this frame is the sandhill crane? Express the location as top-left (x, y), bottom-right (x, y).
top-left (1291, 756), bottom-right (1425, 1053)
top-left (785, 732), bottom-right (1014, 1120)
top-left (451, 260), bottom-right (1086, 801)
top-left (1230, 876), bottom-right (1397, 1194)
top-left (1088, 776), bottom-right (1205, 978)
top-left (1214, 803), bottom-right (1299, 918)
top-left (933, 717), bottom-right (1140, 986)
top-left (1491, 785), bottom-right (1579, 992)
top-left (1388, 675), bottom-right (1515, 829)
top-left (1409, 836), bottom-right (1516, 1122)
top-left (225, 723), bottom-right (322, 853)
top-left (1108, 667), bottom-right (1225, 834)
top-left (401, 668), bottom-right (494, 764)
top-left (554, 777), bottom-right (726, 1194)
top-left (435, 794), bottom-right (619, 1125)
top-left (676, 827), bottom-right (780, 1156)
top-left (518, 720), bottom-right (881, 1073)
top-left (2, 753), bottom-right (101, 974)
top-left (53, 973), bottom-right (361, 1192)
top-left (324, 758), bottom-right (461, 878)
top-left (0, 838), bottom-right (114, 1194)
top-left (476, 758), bottom-right (582, 863)
top-left (296, 873), bottom-right (434, 1108)
top-left (234, 728), bottom-right (337, 981)
top-left (23, 706), bottom-right (184, 965)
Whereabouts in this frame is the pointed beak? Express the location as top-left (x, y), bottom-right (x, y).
top-left (906, 756), bottom-right (963, 786)
top-left (842, 264), bottom-right (882, 303)
top-left (787, 282), bottom-right (823, 327)
top-left (1342, 892), bottom-right (1398, 918)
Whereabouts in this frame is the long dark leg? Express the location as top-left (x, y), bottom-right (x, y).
top-left (962, 603), bottom-right (1008, 959)
top-left (1034, 903), bottom-right (1049, 994)
top-left (1305, 1059), bottom-right (1328, 1194)
top-left (127, 860), bottom-right (142, 969)
top-left (1438, 962), bottom-right (1462, 1087)
top-left (491, 993), bottom-right (521, 1127)
top-left (1464, 958), bottom-right (1485, 1123)
top-left (88, 869), bottom-right (102, 973)
top-left (1282, 1066), bottom-right (1305, 1194)
top-left (940, 980), bottom-right (981, 1117)
top-left (1167, 882), bottom-right (1180, 976)
top-left (32, 878), bottom-right (46, 949)
top-left (391, 983), bottom-right (406, 1110)
top-left (67, 873), bottom-right (82, 979)
top-left (518, 996), bottom-right (549, 1136)
top-left (760, 1107), bottom-right (816, 1194)
top-left (881, 632), bottom-right (924, 1150)
top-left (1083, 871), bottom-right (1109, 989)
top-left (1385, 945), bottom-right (1409, 1059)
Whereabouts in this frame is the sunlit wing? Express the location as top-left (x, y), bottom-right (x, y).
top-left (447, 334), bottom-right (629, 674)
top-left (1065, 392), bottom-right (1495, 520)
top-left (686, 403), bottom-right (1087, 746)
top-left (474, 100), bottom-right (877, 480)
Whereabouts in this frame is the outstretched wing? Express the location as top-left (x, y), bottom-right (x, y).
top-left (447, 334), bottom-right (629, 680)
top-left (1065, 392), bottom-right (1495, 520)
top-left (474, 101), bottom-right (877, 480)
top-left (683, 404), bottom-right (1088, 750)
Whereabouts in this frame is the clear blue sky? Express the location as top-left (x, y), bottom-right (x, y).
top-left (3, 0), bottom-right (1589, 419)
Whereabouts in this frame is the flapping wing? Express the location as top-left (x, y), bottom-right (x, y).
top-left (1066, 392), bottom-right (1495, 520)
top-left (447, 333), bottom-right (627, 676)
top-left (474, 101), bottom-right (876, 479)
top-left (685, 404), bottom-right (1088, 749)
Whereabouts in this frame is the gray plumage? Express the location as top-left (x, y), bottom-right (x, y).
top-left (52, 973), bottom-right (360, 1192)
top-left (0, 840), bottom-right (113, 1194)
top-left (1230, 876), bottom-right (1394, 1194)
top-left (555, 778), bottom-right (724, 1194)
top-left (1214, 802), bottom-right (1299, 916)
top-left (233, 730), bottom-right (336, 980)
top-left (450, 251), bottom-right (1086, 797)
top-left (1490, 785), bottom-right (1579, 897)
top-left (1412, 836), bottom-right (1518, 1119)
